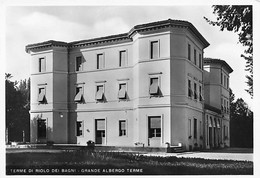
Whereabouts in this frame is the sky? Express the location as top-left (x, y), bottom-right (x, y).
top-left (3, 4), bottom-right (255, 109)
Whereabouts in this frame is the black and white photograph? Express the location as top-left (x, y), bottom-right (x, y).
top-left (2, 0), bottom-right (258, 176)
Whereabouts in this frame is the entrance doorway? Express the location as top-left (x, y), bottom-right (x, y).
top-left (37, 119), bottom-right (46, 143)
top-left (95, 119), bottom-right (105, 145)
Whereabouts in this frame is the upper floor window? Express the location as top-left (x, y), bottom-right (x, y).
top-left (199, 54), bottom-right (202, 69)
top-left (119, 120), bottom-right (126, 136)
top-left (224, 75), bottom-right (226, 88)
top-left (119, 50), bottom-right (127, 67)
top-left (221, 73), bottom-right (223, 85)
top-left (194, 49), bottom-right (197, 65)
top-left (188, 79), bottom-right (193, 97)
top-left (150, 41), bottom-right (159, 59)
top-left (149, 77), bottom-right (160, 96)
top-left (74, 86), bottom-right (83, 103)
top-left (118, 83), bottom-right (127, 100)
top-left (76, 56), bottom-right (83, 72)
top-left (38, 87), bottom-right (46, 103)
top-left (96, 84), bottom-right (105, 102)
top-left (97, 53), bottom-right (104, 69)
top-left (76, 121), bottom-right (83, 137)
top-left (199, 85), bottom-right (203, 101)
top-left (188, 44), bottom-right (191, 61)
top-left (227, 77), bottom-right (229, 89)
top-left (194, 83), bottom-right (197, 100)
top-left (39, 57), bottom-right (46, 72)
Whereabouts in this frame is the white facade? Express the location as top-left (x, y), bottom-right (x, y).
top-left (26, 19), bottom-right (233, 151)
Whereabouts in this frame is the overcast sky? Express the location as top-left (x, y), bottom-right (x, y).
top-left (4, 5), bottom-right (253, 108)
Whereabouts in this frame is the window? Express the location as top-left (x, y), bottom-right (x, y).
top-left (119, 50), bottom-right (127, 67)
top-left (188, 79), bottom-right (193, 97)
top-left (199, 85), bottom-right (203, 101)
top-left (97, 53), bottom-right (104, 69)
top-left (38, 87), bottom-right (46, 103)
top-left (39, 58), bottom-right (46, 72)
top-left (224, 75), bottom-right (226, 88)
top-left (188, 44), bottom-right (191, 60)
top-left (194, 118), bottom-right (197, 139)
top-left (96, 85), bottom-right (104, 101)
top-left (227, 101), bottom-right (229, 113)
top-left (74, 86), bottom-right (83, 102)
top-left (76, 56), bottom-right (83, 71)
top-left (37, 119), bottom-right (46, 138)
top-left (194, 83), bottom-right (197, 100)
top-left (119, 120), bottom-right (126, 136)
top-left (221, 98), bottom-right (224, 111)
top-left (149, 77), bottom-right (159, 95)
top-left (76, 121), bottom-right (83, 136)
top-left (188, 119), bottom-right (192, 138)
top-left (221, 73), bottom-right (223, 85)
top-left (118, 83), bottom-right (127, 99)
top-left (95, 119), bottom-right (105, 144)
top-left (200, 121), bottom-right (202, 137)
top-left (151, 41), bottom-right (159, 59)
top-left (227, 77), bottom-right (229, 89)
top-left (224, 99), bottom-right (226, 113)
top-left (199, 54), bottom-right (202, 69)
top-left (148, 116), bottom-right (161, 138)
top-left (194, 49), bottom-right (197, 65)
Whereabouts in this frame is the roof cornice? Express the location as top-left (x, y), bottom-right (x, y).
top-left (26, 19), bottom-right (210, 53)
top-left (204, 58), bottom-right (233, 73)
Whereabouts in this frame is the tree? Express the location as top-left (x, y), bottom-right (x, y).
top-left (229, 89), bottom-right (253, 148)
top-left (204, 5), bottom-right (253, 97)
top-left (5, 73), bottom-right (30, 143)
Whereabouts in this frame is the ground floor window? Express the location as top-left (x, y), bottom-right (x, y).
top-left (76, 121), bottom-right (83, 136)
top-left (148, 116), bottom-right (161, 138)
top-left (37, 119), bottom-right (46, 138)
top-left (95, 119), bottom-right (105, 144)
top-left (119, 120), bottom-right (126, 136)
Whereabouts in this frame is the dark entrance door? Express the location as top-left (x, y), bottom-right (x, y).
top-left (209, 127), bottom-right (212, 148)
top-left (95, 119), bottom-right (105, 144)
top-left (37, 119), bottom-right (46, 143)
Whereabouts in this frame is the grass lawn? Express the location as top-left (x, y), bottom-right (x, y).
top-left (6, 149), bottom-right (253, 175)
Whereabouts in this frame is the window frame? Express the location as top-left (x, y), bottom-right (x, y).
top-left (199, 53), bottom-right (202, 69)
top-left (188, 79), bottom-right (193, 98)
top-left (148, 116), bottom-right (162, 138)
top-left (39, 57), bottom-right (46, 73)
top-left (194, 49), bottom-right (197, 65)
top-left (37, 119), bottom-right (47, 139)
top-left (188, 44), bottom-right (191, 61)
top-left (97, 53), bottom-right (105, 69)
top-left (74, 85), bottom-right (84, 103)
top-left (76, 121), bottom-right (84, 137)
top-left (150, 40), bottom-right (160, 59)
top-left (194, 118), bottom-right (197, 139)
top-left (149, 75), bottom-right (161, 97)
top-left (95, 83), bottom-right (105, 102)
top-left (119, 50), bottom-right (127, 67)
top-left (118, 82), bottom-right (128, 100)
top-left (194, 82), bottom-right (197, 100)
top-left (38, 86), bottom-right (46, 103)
top-left (75, 56), bottom-right (83, 72)
top-left (119, 120), bottom-right (127, 136)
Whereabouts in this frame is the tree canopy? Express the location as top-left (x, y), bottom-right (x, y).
top-left (204, 5), bottom-right (253, 97)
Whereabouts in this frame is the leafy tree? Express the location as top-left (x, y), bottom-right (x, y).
top-left (5, 73), bottom-right (30, 143)
top-left (229, 89), bottom-right (253, 148)
top-left (204, 5), bottom-right (253, 97)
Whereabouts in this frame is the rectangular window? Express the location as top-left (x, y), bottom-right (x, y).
top-left (199, 54), bottom-right (202, 69)
top-left (224, 99), bottom-right (226, 113)
top-left (200, 121), bottom-right (202, 136)
top-left (38, 87), bottom-right (46, 103)
top-left (221, 73), bottom-right (223, 85)
top-left (118, 83), bottom-right (127, 99)
top-left (149, 77), bottom-right (159, 95)
top-left (194, 118), bottom-right (197, 139)
top-left (194, 83), bottom-right (197, 100)
top-left (95, 119), bottom-right (105, 144)
top-left (194, 49), bottom-right (197, 65)
top-left (199, 85), bottom-right (203, 101)
top-left (76, 121), bottom-right (83, 136)
top-left (119, 50), bottom-right (127, 67)
top-left (37, 119), bottom-right (46, 138)
top-left (76, 56), bottom-right (83, 71)
top-left (96, 85), bottom-right (104, 101)
top-left (97, 53), bottom-right (104, 69)
top-left (224, 75), bottom-right (226, 87)
top-left (151, 41), bottom-right (159, 59)
top-left (148, 116), bottom-right (161, 138)
top-left (221, 98), bottom-right (224, 111)
top-left (188, 79), bottom-right (193, 97)
top-left (227, 77), bottom-right (229, 89)
top-left (119, 120), bottom-right (126, 136)
top-left (188, 119), bottom-right (192, 138)
top-left (188, 44), bottom-right (191, 60)
top-left (74, 86), bottom-right (83, 102)
top-left (39, 58), bottom-right (46, 72)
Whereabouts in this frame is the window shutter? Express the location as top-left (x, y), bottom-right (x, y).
top-left (38, 88), bottom-right (45, 102)
top-left (74, 87), bottom-right (83, 102)
top-left (96, 86), bottom-right (104, 100)
top-left (149, 78), bottom-right (159, 94)
top-left (118, 84), bottom-right (126, 99)
top-left (150, 117), bottom-right (161, 128)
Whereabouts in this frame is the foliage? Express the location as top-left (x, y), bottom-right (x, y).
top-left (5, 73), bottom-right (30, 142)
top-left (229, 89), bottom-right (253, 148)
top-left (204, 5), bottom-right (253, 97)
top-left (6, 150), bottom-right (253, 175)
